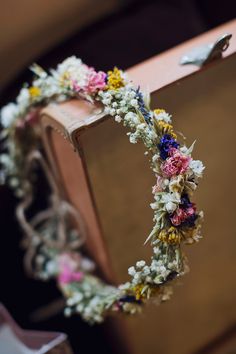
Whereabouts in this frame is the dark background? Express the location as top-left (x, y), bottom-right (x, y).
top-left (0, 1), bottom-right (235, 353)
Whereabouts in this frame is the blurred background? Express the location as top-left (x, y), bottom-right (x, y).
top-left (0, 1), bottom-right (235, 353)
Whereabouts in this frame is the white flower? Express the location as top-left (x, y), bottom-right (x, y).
top-left (64, 307), bottom-right (72, 317)
top-left (81, 258), bottom-right (95, 272)
top-left (153, 247), bottom-right (161, 256)
top-left (136, 260), bottom-right (146, 268)
top-left (142, 266), bottom-right (151, 276)
top-left (154, 110), bottom-right (172, 123)
top-left (130, 98), bottom-right (138, 107)
top-left (161, 192), bottom-right (180, 213)
top-left (45, 260), bottom-right (57, 275)
top-left (17, 88), bottom-right (30, 110)
top-left (56, 56), bottom-right (82, 75)
top-left (190, 160), bottom-right (205, 177)
top-left (53, 56), bottom-right (89, 88)
top-left (165, 202), bottom-right (177, 213)
top-left (1, 103), bottom-right (19, 128)
top-left (74, 292), bottom-right (83, 302)
top-left (129, 133), bottom-right (138, 144)
top-left (128, 266), bottom-right (136, 276)
top-left (110, 108), bottom-right (116, 116)
top-left (115, 115), bottom-right (122, 123)
top-left (103, 98), bottom-right (111, 105)
top-left (134, 272), bottom-right (141, 281)
top-left (124, 112), bottom-right (140, 126)
top-left (76, 304), bottom-right (84, 312)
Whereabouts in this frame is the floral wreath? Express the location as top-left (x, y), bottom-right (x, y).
top-left (0, 57), bottom-right (204, 324)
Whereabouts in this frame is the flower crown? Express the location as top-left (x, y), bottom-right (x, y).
top-left (0, 57), bottom-right (204, 324)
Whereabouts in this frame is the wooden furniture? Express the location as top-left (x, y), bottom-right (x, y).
top-left (40, 20), bottom-right (236, 354)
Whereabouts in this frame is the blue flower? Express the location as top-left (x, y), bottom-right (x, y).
top-left (180, 193), bottom-right (198, 227)
top-left (158, 134), bottom-right (179, 160)
top-left (135, 88), bottom-right (152, 124)
top-left (182, 214), bottom-right (198, 227)
top-left (180, 193), bottom-right (192, 208)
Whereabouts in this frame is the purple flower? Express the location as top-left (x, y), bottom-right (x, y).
top-left (158, 134), bottom-right (179, 160)
top-left (135, 88), bottom-right (152, 124)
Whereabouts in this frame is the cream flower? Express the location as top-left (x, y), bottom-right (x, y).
top-left (1, 103), bottom-right (19, 128)
top-left (189, 160), bottom-right (205, 178)
top-left (161, 192), bottom-right (181, 213)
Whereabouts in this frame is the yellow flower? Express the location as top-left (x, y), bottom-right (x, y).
top-left (29, 86), bottom-right (41, 98)
top-left (158, 226), bottom-right (182, 244)
top-left (154, 108), bottom-right (165, 115)
top-left (133, 284), bottom-right (146, 300)
top-left (155, 119), bottom-right (177, 139)
top-left (106, 67), bottom-right (124, 90)
top-left (133, 284), bottom-right (161, 300)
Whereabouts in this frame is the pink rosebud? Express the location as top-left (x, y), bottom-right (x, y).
top-left (170, 207), bottom-right (187, 226)
top-left (161, 149), bottom-right (191, 177)
top-left (58, 264), bottom-right (84, 285)
top-left (57, 252), bottom-right (84, 285)
top-left (85, 69), bottom-right (106, 93)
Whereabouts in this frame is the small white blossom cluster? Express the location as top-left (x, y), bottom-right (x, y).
top-left (98, 85), bottom-right (139, 122)
top-left (31, 66), bottom-right (66, 100)
top-left (0, 58), bottom-right (87, 192)
top-left (127, 243), bottom-right (183, 289)
top-left (98, 87), bottom-right (157, 148)
top-left (0, 140), bottom-right (26, 196)
top-left (128, 123), bottom-right (157, 148)
top-left (1, 103), bottom-right (19, 128)
top-left (64, 276), bottom-right (120, 324)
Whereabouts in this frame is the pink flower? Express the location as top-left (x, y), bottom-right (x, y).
top-left (58, 265), bottom-right (83, 285)
top-left (152, 176), bottom-right (165, 194)
top-left (57, 252), bottom-right (83, 285)
top-left (85, 69), bottom-right (106, 93)
top-left (170, 205), bottom-right (196, 226)
top-left (161, 149), bottom-right (191, 177)
top-left (72, 68), bottom-right (106, 94)
top-left (170, 207), bottom-right (187, 226)
top-left (72, 79), bottom-right (82, 92)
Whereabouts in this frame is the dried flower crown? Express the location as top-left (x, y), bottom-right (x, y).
top-left (0, 57), bottom-right (204, 324)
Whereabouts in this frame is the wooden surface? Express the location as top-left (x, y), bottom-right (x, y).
top-left (128, 18), bottom-right (236, 92)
